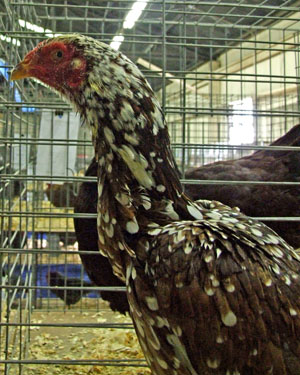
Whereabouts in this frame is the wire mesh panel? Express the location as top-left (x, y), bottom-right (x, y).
top-left (0, 0), bottom-right (300, 374)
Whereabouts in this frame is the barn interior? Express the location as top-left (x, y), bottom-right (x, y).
top-left (1, 1), bottom-right (300, 374)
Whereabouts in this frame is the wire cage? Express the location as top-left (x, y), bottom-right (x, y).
top-left (1, 0), bottom-right (300, 374)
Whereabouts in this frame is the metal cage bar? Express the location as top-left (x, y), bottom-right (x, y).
top-left (1, 1), bottom-right (300, 374)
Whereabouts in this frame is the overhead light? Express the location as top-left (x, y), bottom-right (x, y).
top-left (0, 34), bottom-right (21, 46)
top-left (123, 0), bottom-right (149, 29)
top-left (110, 34), bottom-right (124, 51)
top-left (18, 19), bottom-right (61, 37)
top-left (109, 0), bottom-right (148, 50)
top-left (0, 19), bottom-right (61, 48)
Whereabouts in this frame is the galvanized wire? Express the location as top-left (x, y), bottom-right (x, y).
top-left (1, 0), bottom-right (300, 374)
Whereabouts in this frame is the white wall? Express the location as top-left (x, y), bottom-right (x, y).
top-left (160, 12), bottom-right (300, 157)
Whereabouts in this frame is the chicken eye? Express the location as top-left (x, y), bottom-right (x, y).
top-left (52, 50), bottom-right (64, 61)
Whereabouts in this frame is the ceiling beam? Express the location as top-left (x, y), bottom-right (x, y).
top-left (137, 57), bottom-right (195, 92)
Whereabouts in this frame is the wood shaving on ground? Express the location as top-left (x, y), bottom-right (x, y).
top-left (4, 307), bottom-right (150, 375)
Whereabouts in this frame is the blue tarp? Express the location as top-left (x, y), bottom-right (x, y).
top-left (8, 263), bottom-right (98, 299)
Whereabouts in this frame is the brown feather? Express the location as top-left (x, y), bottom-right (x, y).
top-left (14, 35), bottom-right (300, 375)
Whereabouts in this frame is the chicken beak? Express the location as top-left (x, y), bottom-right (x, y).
top-left (10, 60), bottom-right (32, 81)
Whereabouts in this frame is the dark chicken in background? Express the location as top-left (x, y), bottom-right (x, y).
top-left (12, 35), bottom-right (300, 375)
top-left (46, 270), bottom-right (94, 308)
top-left (45, 182), bottom-right (76, 207)
top-left (71, 124), bottom-right (300, 312)
top-left (82, 124), bottom-right (300, 248)
top-left (73, 161), bottom-right (129, 314)
top-left (45, 122), bottom-right (300, 248)
top-left (44, 160), bottom-right (129, 313)
top-left (185, 123), bottom-right (300, 249)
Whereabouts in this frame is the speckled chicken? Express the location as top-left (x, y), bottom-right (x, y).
top-left (12, 34), bottom-right (300, 375)
top-left (73, 123), bottom-right (300, 314)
